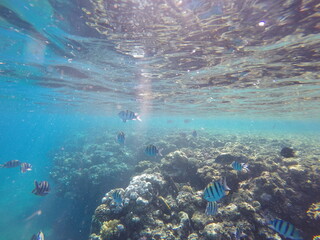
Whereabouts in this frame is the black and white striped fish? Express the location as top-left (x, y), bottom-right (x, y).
top-left (192, 130), bottom-right (197, 137)
top-left (31, 231), bottom-right (45, 240)
top-left (117, 132), bottom-right (125, 145)
top-left (20, 162), bottom-right (32, 173)
top-left (144, 144), bottom-right (162, 157)
top-left (205, 201), bottom-right (218, 216)
top-left (0, 159), bottom-right (21, 168)
top-left (118, 110), bottom-right (141, 122)
top-left (112, 190), bottom-right (123, 207)
top-left (268, 218), bottom-right (303, 240)
top-left (231, 161), bottom-right (249, 172)
top-left (32, 180), bottom-right (50, 196)
top-left (203, 177), bottom-right (230, 202)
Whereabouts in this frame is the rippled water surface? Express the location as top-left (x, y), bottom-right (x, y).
top-left (1, 0), bottom-right (319, 117)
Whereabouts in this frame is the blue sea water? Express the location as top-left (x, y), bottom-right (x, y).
top-left (0, 113), bottom-right (319, 239)
top-left (0, 0), bottom-right (320, 239)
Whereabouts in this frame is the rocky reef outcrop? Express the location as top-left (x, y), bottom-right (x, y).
top-left (307, 202), bottom-right (320, 220)
top-left (50, 132), bottom-right (136, 200)
top-left (89, 132), bottom-right (320, 240)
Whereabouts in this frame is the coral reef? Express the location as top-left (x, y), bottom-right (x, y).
top-left (307, 202), bottom-right (320, 220)
top-left (100, 219), bottom-right (124, 240)
top-left (89, 131), bottom-right (320, 240)
top-left (280, 147), bottom-right (295, 158)
top-left (50, 132), bottom-right (136, 200)
top-left (160, 150), bottom-right (199, 183)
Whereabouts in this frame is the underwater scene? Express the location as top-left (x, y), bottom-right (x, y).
top-left (0, 0), bottom-right (320, 240)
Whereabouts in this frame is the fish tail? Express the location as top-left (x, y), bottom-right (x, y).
top-left (260, 210), bottom-right (274, 226)
top-left (243, 163), bottom-right (250, 172)
top-left (0, 164), bottom-right (3, 168)
top-left (223, 177), bottom-right (231, 191)
top-left (230, 161), bottom-right (234, 168)
top-left (158, 148), bottom-right (163, 156)
top-left (136, 115), bottom-right (142, 122)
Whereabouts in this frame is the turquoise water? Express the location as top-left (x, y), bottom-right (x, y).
top-left (0, 0), bottom-right (320, 239)
top-left (0, 114), bottom-right (319, 239)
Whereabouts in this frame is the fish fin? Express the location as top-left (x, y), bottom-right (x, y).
top-left (241, 163), bottom-right (249, 173)
top-left (136, 115), bottom-right (142, 122)
top-left (223, 177), bottom-right (231, 191)
top-left (260, 211), bottom-right (275, 226)
top-left (158, 148), bottom-right (163, 156)
top-left (39, 231), bottom-right (45, 240)
top-left (32, 180), bottom-right (38, 193)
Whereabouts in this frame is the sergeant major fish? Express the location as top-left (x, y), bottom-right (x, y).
top-left (32, 180), bottom-right (50, 196)
top-left (31, 231), bottom-right (45, 240)
top-left (0, 159), bottom-right (21, 168)
top-left (203, 177), bottom-right (230, 202)
top-left (192, 130), bottom-right (197, 137)
top-left (112, 190), bottom-right (123, 207)
top-left (20, 162), bottom-right (32, 173)
top-left (118, 110), bottom-right (141, 122)
top-left (117, 131), bottom-right (125, 145)
top-left (144, 144), bottom-right (162, 157)
top-left (205, 201), bottom-right (218, 216)
top-left (268, 218), bottom-right (303, 240)
top-left (231, 161), bottom-right (249, 173)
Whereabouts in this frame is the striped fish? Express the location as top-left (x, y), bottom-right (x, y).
top-left (32, 180), bottom-right (50, 196)
top-left (205, 201), bottom-right (218, 216)
top-left (231, 161), bottom-right (249, 172)
top-left (20, 162), bottom-right (32, 173)
top-left (118, 110), bottom-right (141, 122)
top-left (112, 190), bottom-right (123, 206)
top-left (144, 144), bottom-right (162, 157)
top-left (117, 131), bottom-right (125, 145)
top-left (192, 130), bottom-right (197, 137)
top-left (268, 218), bottom-right (303, 240)
top-left (0, 159), bottom-right (21, 168)
top-left (203, 178), bottom-right (230, 202)
top-left (31, 231), bottom-right (45, 240)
